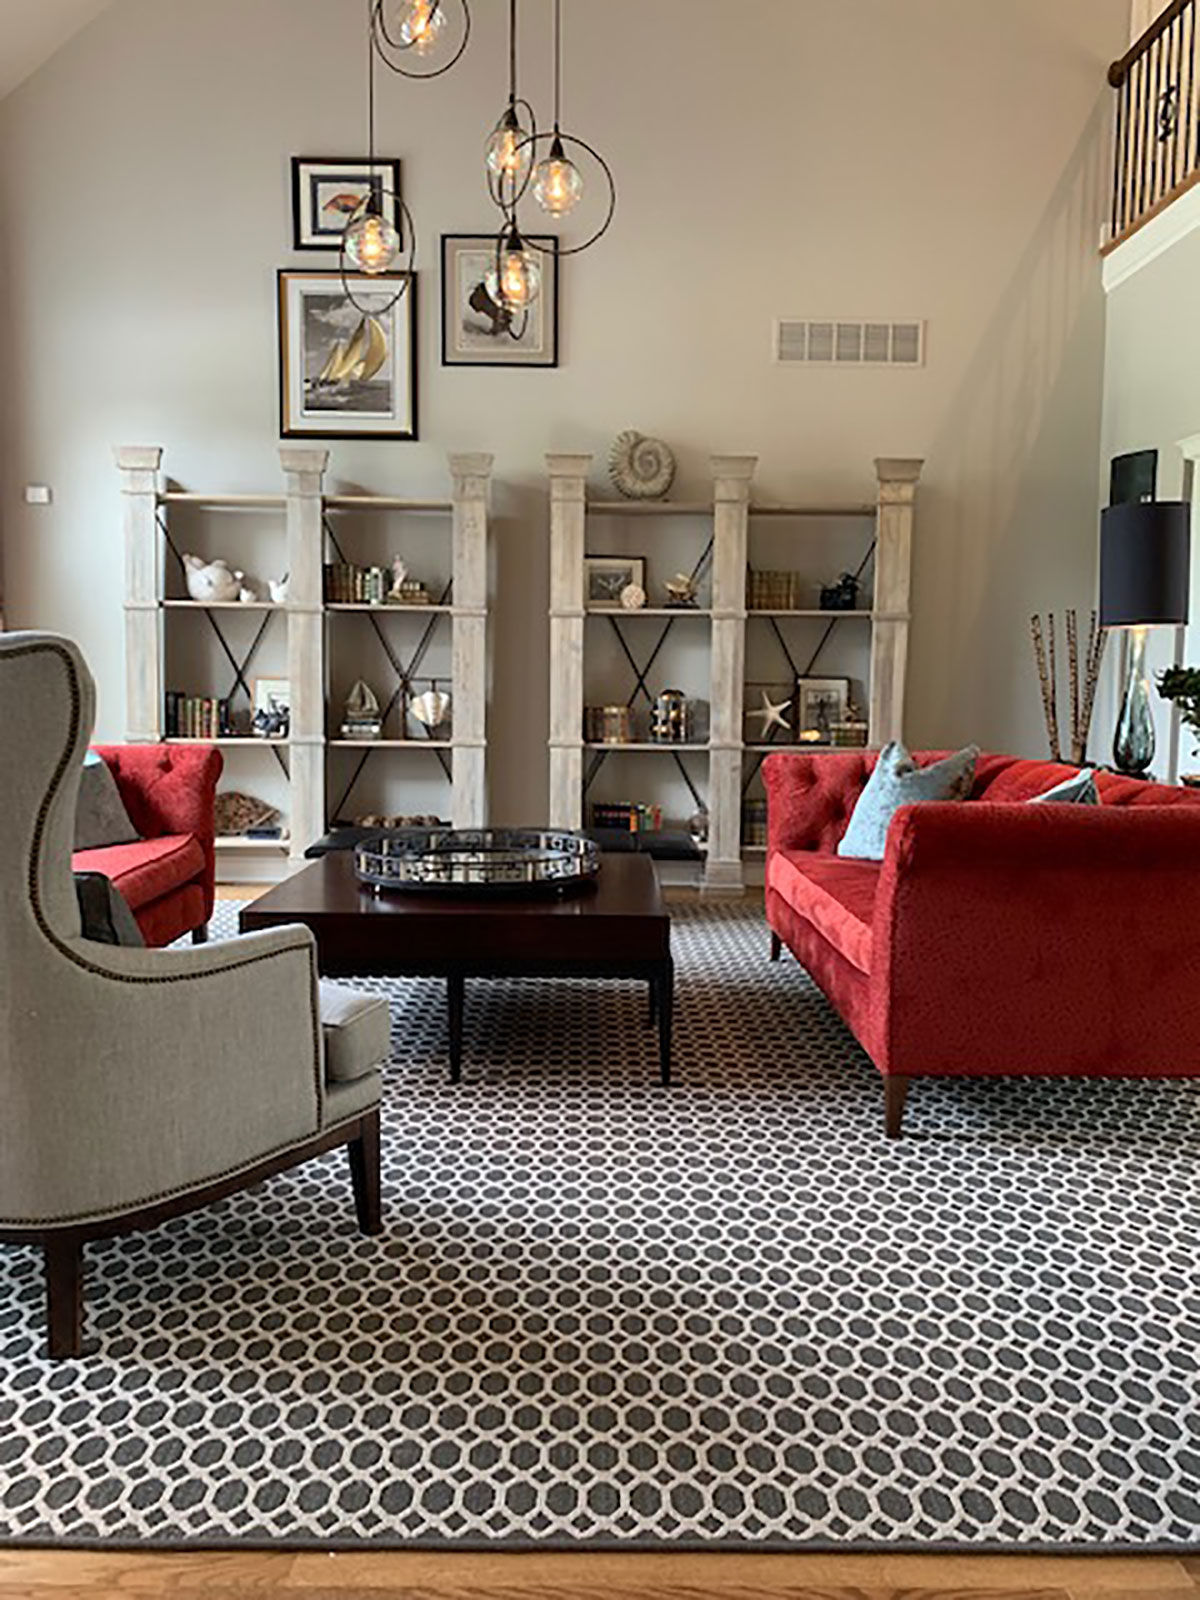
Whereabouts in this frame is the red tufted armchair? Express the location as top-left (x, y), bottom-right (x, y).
top-left (73, 745), bottom-right (222, 946)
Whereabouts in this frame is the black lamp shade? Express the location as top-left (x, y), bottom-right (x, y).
top-left (1099, 500), bottom-right (1190, 627)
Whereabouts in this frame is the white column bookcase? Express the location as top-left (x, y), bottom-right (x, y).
top-left (118, 447), bottom-right (492, 880)
top-left (547, 452), bottom-right (921, 892)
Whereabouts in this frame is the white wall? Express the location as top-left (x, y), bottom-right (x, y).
top-left (1101, 213), bottom-right (1200, 778)
top-left (0, 0), bottom-right (1126, 822)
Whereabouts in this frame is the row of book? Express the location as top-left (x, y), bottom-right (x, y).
top-left (590, 802), bottom-right (663, 834)
top-left (164, 694), bottom-right (234, 739)
top-left (324, 563), bottom-right (393, 604)
top-left (742, 799), bottom-right (768, 847)
top-left (746, 570), bottom-right (815, 610)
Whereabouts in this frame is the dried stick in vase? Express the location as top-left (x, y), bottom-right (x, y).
top-left (1030, 615), bottom-right (1058, 760)
top-left (1046, 613), bottom-right (1061, 761)
top-left (1067, 609), bottom-right (1081, 762)
top-left (1080, 611), bottom-right (1108, 763)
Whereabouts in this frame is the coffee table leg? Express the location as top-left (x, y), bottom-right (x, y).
top-left (656, 959), bottom-right (674, 1087)
top-left (448, 972), bottom-right (465, 1083)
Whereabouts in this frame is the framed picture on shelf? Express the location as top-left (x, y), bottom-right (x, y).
top-left (291, 157), bottom-right (403, 251)
top-left (278, 270), bottom-right (416, 440)
top-left (441, 233), bottom-right (559, 367)
top-left (252, 677), bottom-right (290, 718)
top-left (744, 681), bottom-right (795, 746)
top-left (794, 676), bottom-right (850, 744)
top-left (584, 556), bottom-right (646, 611)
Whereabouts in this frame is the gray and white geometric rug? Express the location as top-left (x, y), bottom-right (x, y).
top-left (1, 900), bottom-right (1198, 1550)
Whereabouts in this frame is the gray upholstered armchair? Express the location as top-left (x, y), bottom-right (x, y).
top-left (0, 633), bottom-right (388, 1358)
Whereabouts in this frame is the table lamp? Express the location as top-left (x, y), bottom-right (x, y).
top-left (1099, 500), bottom-right (1190, 776)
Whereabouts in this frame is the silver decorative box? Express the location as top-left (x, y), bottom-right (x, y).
top-left (354, 828), bottom-right (601, 896)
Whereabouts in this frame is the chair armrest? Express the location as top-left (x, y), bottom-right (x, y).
top-left (2, 924), bottom-right (333, 1226)
top-left (872, 802), bottom-right (1200, 1078)
top-left (763, 751), bottom-right (877, 855)
top-left (93, 744), bottom-right (222, 918)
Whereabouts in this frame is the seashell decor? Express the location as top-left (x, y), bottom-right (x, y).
top-left (608, 431), bottom-right (676, 500)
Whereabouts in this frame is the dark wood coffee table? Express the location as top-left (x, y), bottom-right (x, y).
top-left (240, 850), bottom-right (674, 1084)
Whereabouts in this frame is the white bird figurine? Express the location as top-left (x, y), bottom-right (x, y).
top-left (755, 690), bottom-right (792, 737)
top-left (268, 576), bottom-right (289, 605)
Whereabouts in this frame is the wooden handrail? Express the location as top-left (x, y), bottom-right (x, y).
top-left (1110, 0), bottom-right (1191, 85)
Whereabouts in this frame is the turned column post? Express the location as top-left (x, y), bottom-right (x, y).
top-left (547, 454), bottom-right (592, 831)
top-left (280, 446), bottom-right (329, 861)
top-left (115, 446), bottom-right (164, 743)
top-left (869, 458), bottom-right (923, 747)
top-left (706, 454), bottom-right (758, 894)
top-left (449, 452), bottom-right (494, 828)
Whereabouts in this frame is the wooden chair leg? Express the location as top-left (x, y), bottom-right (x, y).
top-left (45, 1236), bottom-right (87, 1359)
top-left (769, 931), bottom-right (782, 962)
top-left (191, 924), bottom-right (209, 944)
top-left (348, 1110), bottom-right (383, 1236)
top-left (885, 1076), bottom-right (910, 1139)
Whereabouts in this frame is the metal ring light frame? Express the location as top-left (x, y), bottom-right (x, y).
top-left (486, 97), bottom-right (539, 213)
top-left (371, 0), bottom-right (472, 80)
top-left (338, 189), bottom-right (418, 316)
top-left (517, 128), bottom-right (617, 257)
top-left (488, 220), bottom-right (534, 342)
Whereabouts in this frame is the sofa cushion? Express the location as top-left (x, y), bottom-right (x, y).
top-left (72, 834), bottom-right (206, 911)
top-left (838, 741), bottom-right (978, 861)
top-left (320, 981), bottom-right (391, 1084)
top-left (75, 751), bottom-right (140, 851)
top-left (766, 850), bottom-right (880, 975)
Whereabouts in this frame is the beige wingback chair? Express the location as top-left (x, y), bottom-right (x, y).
top-left (0, 633), bottom-right (388, 1357)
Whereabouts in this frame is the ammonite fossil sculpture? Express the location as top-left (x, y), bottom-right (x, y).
top-left (608, 430), bottom-right (676, 500)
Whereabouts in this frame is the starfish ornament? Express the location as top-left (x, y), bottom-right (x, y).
top-left (755, 690), bottom-right (792, 738)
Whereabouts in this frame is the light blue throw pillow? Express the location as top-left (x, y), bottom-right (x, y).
top-left (1028, 769), bottom-right (1099, 805)
top-left (837, 741), bottom-right (979, 861)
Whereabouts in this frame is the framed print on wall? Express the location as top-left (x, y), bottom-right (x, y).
top-left (291, 158), bottom-right (403, 251)
top-left (278, 270), bottom-right (417, 441)
top-left (441, 234), bottom-right (559, 367)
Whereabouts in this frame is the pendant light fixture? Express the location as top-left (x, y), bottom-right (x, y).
top-left (341, 2), bottom-right (416, 316)
top-left (515, 0), bottom-right (616, 257)
top-left (371, 0), bottom-right (471, 80)
top-left (487, 219), bottom-right (543, 324)
top-left (486, 0), bottom-right (537, 210)
top-left (531, 0), bottom-right (583, 216)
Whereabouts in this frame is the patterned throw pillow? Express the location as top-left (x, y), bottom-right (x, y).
top-left (1028, 769), bottom-right (1099, 805)
top-left (837, 741), bottom-right (979, 861)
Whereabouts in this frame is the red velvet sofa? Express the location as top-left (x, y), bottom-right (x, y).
top-left (72, 745), bottom-right (223, 947)
top-left (763, 749), bottom-right (1200, 1137)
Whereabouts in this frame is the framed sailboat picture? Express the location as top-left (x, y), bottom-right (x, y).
top-left (278, 270), bottom-right (416, 440)
top-left (441, 234), bottom-right (559, 367)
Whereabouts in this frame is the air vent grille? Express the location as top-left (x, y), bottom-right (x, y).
top-left (775, 318), bottom-right (925, 368)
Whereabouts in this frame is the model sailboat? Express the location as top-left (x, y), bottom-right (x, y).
top-left (312, 315), bottom-right (388, 388)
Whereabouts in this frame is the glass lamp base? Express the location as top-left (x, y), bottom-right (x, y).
top-left (1112, 627), bottom-right (1155, 778)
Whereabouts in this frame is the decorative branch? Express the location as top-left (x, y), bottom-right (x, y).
top-left (1033, 608), bottom-right (1107, 765)
top-left (1030, 614), bottom-right (1059, 760)
top-left (1067, 610), bottom-right (1081, 762)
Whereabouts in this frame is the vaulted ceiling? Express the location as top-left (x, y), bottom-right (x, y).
top-left (0, 0), bottom-right (112, 101)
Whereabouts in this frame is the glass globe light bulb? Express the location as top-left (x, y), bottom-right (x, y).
top-left (486, 236), bottom-right (541, 312)
top-left (486, 107), bottom-right (532, 183)
top-left (533, 137), bottom-right (584, 215)
top-left (344, 210), bottom-right (401, 276)
top-left (398, 0), bottom-right (445, 51)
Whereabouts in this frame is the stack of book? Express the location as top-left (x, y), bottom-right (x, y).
top-left (746, 570), bottom-right (807, 610)
top-left (591, 802), bottom-right (663, 834)
top-left (164, 693), bottom-right (233, 739)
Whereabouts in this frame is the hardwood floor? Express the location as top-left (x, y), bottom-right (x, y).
top-left (0, 1549), bottom-right (1195, 1597)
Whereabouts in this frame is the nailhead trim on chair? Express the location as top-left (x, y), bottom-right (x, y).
top-left (0, 639), bottom-right (326, 1230)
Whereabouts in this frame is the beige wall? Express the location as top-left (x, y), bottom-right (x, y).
top-left (1130, 0), bottom-right (1175, 44)
top-left (0, 0), bottom-right (1126, 822)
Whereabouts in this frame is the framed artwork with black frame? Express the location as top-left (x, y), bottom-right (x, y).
top-left (291, 157), bottom-right (403, 251)
top-left (441, 233), bottom-right (559, 367)
top-left (278, 270), bottom-right (417, 441)
top-left (794, 676), bottom-right (850, 744)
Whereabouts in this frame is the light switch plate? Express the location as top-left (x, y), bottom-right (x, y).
top-left (24, 485), bottom-right (52, 505)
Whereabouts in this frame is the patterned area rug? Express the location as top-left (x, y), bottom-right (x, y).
top-left (1, 900), bottom-right (1198, 1549)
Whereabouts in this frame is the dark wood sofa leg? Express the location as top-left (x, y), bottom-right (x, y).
top-left (769, 931), bottom-right (782, 963)
top-left (348, 1110), bottom-right (383, 1236)
top-left (45, 1236), bottom-right (87, 1359)
top-left (885, 1076), bottom-right (910, 1140)
top-left (191, 924), bottom-right (209, 944)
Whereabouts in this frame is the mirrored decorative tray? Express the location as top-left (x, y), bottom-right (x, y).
top-left (354, 828), bottom-right (601, 896)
